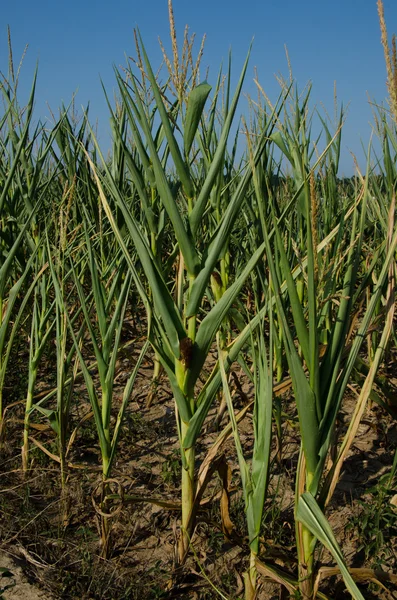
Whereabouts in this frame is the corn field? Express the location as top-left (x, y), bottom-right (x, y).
top-left (1, 2), bottom-right (397, 598)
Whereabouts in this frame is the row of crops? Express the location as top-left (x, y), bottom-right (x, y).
top-left (1, 4), bottom-right (397, 598)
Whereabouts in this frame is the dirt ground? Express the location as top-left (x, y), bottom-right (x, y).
top-left (0, 549), bottom-right (53, 599)
top-left (1, 329), bottom-right (397, 599)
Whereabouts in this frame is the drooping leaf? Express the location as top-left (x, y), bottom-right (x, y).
top-left (297, 493), bottom-right (365, 600)
top-left (184, 82), bottom-right (212, 156)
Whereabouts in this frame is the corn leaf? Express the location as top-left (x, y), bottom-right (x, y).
top-left (297, 493), bottom-right (365, 600)
top-left (184, 82), bottom-right (212, 156)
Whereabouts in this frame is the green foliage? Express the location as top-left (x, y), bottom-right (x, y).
top-left (161, 449), bottom-right (181, 486)
top-left (1, 14), bottom-right (397, 600)
top-left (348, 455), bottom-right (397, 568)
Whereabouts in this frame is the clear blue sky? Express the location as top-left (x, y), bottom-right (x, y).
top-left (2, 0), bottom-right (397, 175)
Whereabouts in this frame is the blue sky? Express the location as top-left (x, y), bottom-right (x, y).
top-left (2, 0), bottom-right (397, 174)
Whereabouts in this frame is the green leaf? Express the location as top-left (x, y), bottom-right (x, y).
top-left (189, 240), bottom-right (266, 387)
top-left (272, 216), bottom-right (310, 366)
top-left (270, 131), bottom-right (293, 165)
top-left (137, 31), bottom-right (195, 200)
top-left (83, 144), bottom-right (186, 359)
top-left (184, 82), bottom-right (212, 156)
top-left (119, 72), bottom-right (200, 276)
top-left (109, 338), bottom-right (150, 471)
top-left (29, 405), bottom-right (60, 435)
top-left (189, 47), bottom-right (252, 236)
top-left (183, 302), bottom-right (268, 449)
top-left (187, 87), bottom-right (287, 317)
top-left (297, 493), bottom-right (365, 600)
top-left (0, 67), bottom-right (38, 213)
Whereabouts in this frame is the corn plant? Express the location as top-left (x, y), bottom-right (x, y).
top-left (249, 93), bottom-right (397, 595)
top-left (0, 8), bottom-right (396, 599)
top-left (34, 195), bottom-right (85, 490)
top-left (0, 221), bottom-right (36, 434)
top-left (84, 32), bottom-right (292, 561)
top-left (21, 247), bottom-right (55, 473)
top-left (219, 315), bottom-right (273, 599)
top-left (62, 221), bottom-right (149, 555)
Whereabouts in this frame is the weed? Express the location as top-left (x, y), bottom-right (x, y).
top-left (347, 457), bottom-right (397, 568)
top-left (161, 450), bottom-right (181, 486)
